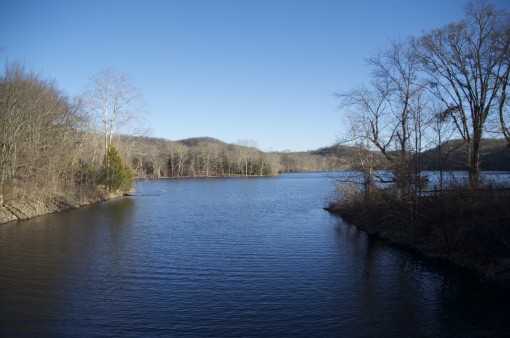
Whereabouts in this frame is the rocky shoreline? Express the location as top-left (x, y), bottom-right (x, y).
top-left (0, 190), bottom-right (127, 225)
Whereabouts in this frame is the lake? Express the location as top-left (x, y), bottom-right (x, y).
top-left (1, 172), bottom-right (509, 337)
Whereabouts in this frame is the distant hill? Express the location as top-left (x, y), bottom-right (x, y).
top-left (420, 138), bottom-right (510, 171)
top-left (313, 139), bottom-right (510, 171)
top-left (311, 144), bottom-right (358, 157)
top-left (177, 137), bottom-right (228, 147)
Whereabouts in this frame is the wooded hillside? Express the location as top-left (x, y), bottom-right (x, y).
top-left (112, 135), bottom-right (345, 178)
top-left (420, 139), bottom-right (510, 171)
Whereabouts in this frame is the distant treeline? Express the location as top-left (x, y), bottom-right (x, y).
top-left (116, 136), bottom-right (510, 180)
top-left (420, 139), bottom-right (510, 171)
top-left (114, 136), bottom-right (342, 178)
top-left (316, 141), bottom-right (510, 172)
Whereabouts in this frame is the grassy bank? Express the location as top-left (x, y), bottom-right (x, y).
top-left (326, 185), bottom-right (510, 285)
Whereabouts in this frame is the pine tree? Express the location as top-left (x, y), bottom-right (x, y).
top-left (100, 145), bottom-right (134, 191)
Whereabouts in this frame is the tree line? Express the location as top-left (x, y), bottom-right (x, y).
top-left (112, 136), bottom-right (340, 179)
top-left (0, 63), bottom-right (145, 203)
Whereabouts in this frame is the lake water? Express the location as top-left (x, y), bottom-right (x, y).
top-left (1, 173), bottom-right (509, 337)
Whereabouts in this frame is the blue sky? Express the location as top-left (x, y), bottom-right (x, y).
top-left (2, 0), bottom-right (509, 151)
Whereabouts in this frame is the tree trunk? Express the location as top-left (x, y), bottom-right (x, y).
top-left (469, 129), bottom-right (482, 186)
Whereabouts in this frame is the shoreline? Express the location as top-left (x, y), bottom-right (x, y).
top-left (0, 173), bottom-right (285, 224)
top-left (325, 202), bottom-right (510, 287)
top-left (0, 190), bottom-right (127, 225)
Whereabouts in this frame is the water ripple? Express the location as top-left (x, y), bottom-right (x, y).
top-left (1, 173), bottom-right (509, 337)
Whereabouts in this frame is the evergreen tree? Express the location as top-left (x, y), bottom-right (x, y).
top-left (100, 145), bottom-right (134, 191)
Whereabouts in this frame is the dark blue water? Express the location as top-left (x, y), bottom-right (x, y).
top-left (1, 173), bottom-right (509, 337)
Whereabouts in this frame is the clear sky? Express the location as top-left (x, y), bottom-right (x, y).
top-left (1, 0), bottom-right (509, 151)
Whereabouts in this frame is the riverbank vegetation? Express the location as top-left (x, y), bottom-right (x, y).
top-left (0, 64), bottom-right (143, 205)
top-left (0, 64), bottom-right (141, 223)
top-left (329, 0), bottom-right (510, 283)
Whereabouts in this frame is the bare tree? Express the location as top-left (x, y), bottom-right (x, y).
top-left (338, 38), bottom-right (429, 197)
top-left (0, 61), bottom-right (81, 201)
top-left (236, 139), bottom-right (258, 176)
top-left (417, 0), bottom-right (510, 184)
top-left (339, 111), bottom-right (379, 202)
top-left (84, 68), bottom-right (147, 155)
top-left (498, 58), bottom-right (510, 147)
top-left (167, 142), bottom-right (188, 177)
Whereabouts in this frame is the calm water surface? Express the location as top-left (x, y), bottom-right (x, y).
top-left (1, 173), bottom-right (509, 337)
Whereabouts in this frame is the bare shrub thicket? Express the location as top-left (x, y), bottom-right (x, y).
top-left (0, 62), bottom-right (82, 201)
